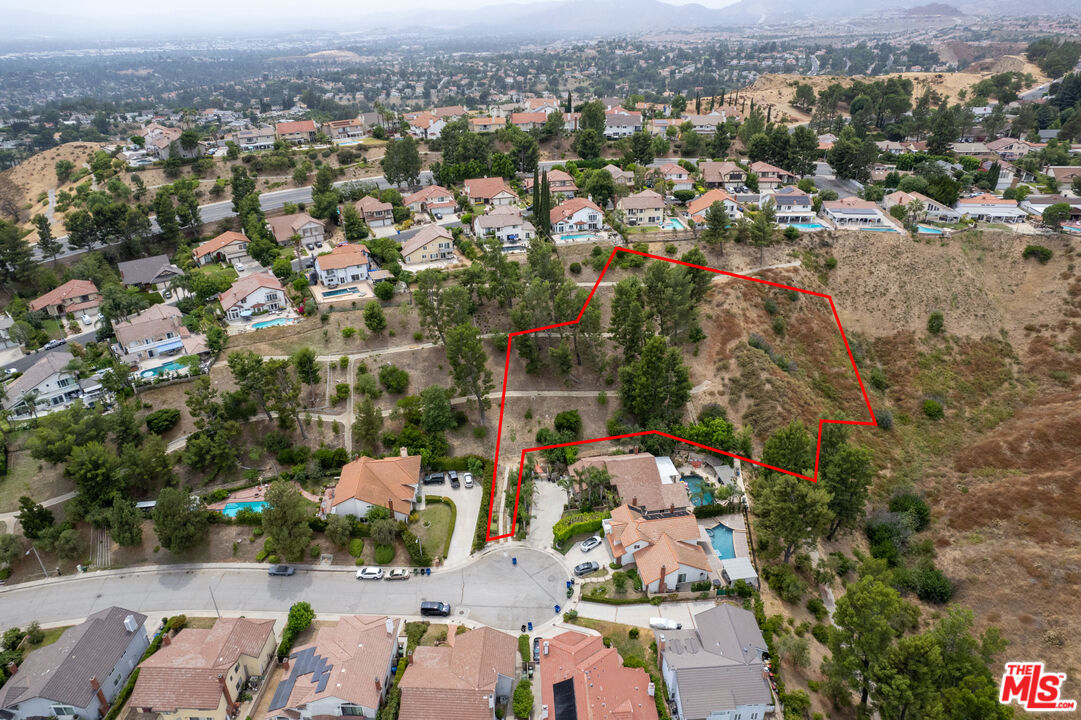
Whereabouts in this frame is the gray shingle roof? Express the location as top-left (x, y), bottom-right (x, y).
top-left (117, 255), bottom-right (184, 287)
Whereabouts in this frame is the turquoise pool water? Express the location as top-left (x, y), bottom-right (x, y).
top-left (661, 217), bottom-right (687, 230)
top-left (221, 501), bottom-right (268, 517)
top-left (917, 225), bottom-right (944, 234)
top-left (859, 226), bottom-right (900, 232)
top-left (788, 222), bottom-right (827, 231)
top-left (140, 361), bottom-right (186, 378)
top-left (707, 523), bottom-right (737, 560)
top-left (682, 474), bottom-right (713, 506)
top-left (251, 317), bottom-right (295, 329)
top-left (559, 232), bottom-right (596, 240)
top-left (323, 287), bottom-right (360, 298)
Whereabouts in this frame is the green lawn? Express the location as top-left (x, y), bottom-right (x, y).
top-left (23, 625), bottom-right (71, 651)
top-left (41, 318), bottom-right (64, 340)
top-left (414, 503), bottom-right (452, 560)
top-left (190, 263), bottom-right (239, 284)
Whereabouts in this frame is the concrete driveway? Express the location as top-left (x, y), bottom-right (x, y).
top-left (440, 482), bottom-right (484, 565)
top-left (525, 481), bottom-right (568, 552)
top-left (0, 548), bottom-right (569, 632)
top-left (576, 599), bottom-right (718, 629)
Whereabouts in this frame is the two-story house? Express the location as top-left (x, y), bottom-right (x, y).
top-left (469, 117), bottom-right (506, 133)
top-left (268, 213), bottom-right (325, 247)
top-left (510, 112), bottom-right (548, 131)
top-left (314, 243), bottom-right (372, 288)
top-left (403, 185), bottom-right (457, 219)
top-left (474, 207), bottom-right (535, 247)
top-left (219, 272), bottom-right (288, 321)
top-left (118, 254), bottom-right (185, 297)
top-left (321, 118), bottom-right (366, 142)
top-left (28, 279), bottom-right (100, 319)
top-left (603, 164), bottom-right (635, 186)
top-left (749, 161), bottom-right (796, 190)
top-left (193, 231), bottom-right (250, 266)
top-left (762, 186), bottom-right (811, 225)
top-left (275, 120), bottom-right (318, 145)
top-left (464, 177), bottom-right (518, 206)
top-left (604, 107), bottom-right (643, 139)
top-left (658, 162), bottom-right (694, 192)
top-left (229, 127), bottom-right (276, 151)
top-left (550, 198), bottom-right (604, 234)
top-left (540, 631), bottom-right (658, 720)
top-left (618, 189), bottom-right (665, 226)
top-left (700, 161), bottom-right (745, 191)
top-left (2, 350), bottom-right (103, 418)
top-left (401, 225), bottom-right (458, 266)
top-left (355, 196), bottom-right (394, 228)
top-left (523, 169), bottom-right (578, 199)
top-left (112, 304), bottom-right (209, 364)
top-left (687, 188), bottom-right (743, 224)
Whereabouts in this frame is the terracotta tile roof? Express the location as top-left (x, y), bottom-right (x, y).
top-left (824, 196), bottom-right (878, 210)
top-left (218, 272), bottom-right (284, 312)
top-left (749, 161), bottom-right (792, 177)
top-left (606, 504), bottom-right (700, 560)
top-left (570, 453), bottom-right (689, 512)
top-left (433, 105), bottom-right (467, 118)
top-left (399, 627), bottom-right (517, 720)
top-left (540, 631), bottom-right (658, 720)
top-left (276, 120), bottom-right (317, 135)
top-left (658, 162), bottom-right (688, 177)
top-left (194, 231), bottom-right (248, 259)
top-left (356, 196), bottom-right (393, 214)
top-left (268, 212), bottom-right (323, 243)
top-left (687, 189), bottom-right (736, 216)
top-left (29, 279), bottom-right (99, 312)
top-left (131, 618), bottom-right (274, 712)
top-left (511, 112), bottom-right (548, 125)
top-left (315, 243), bottom-right (371, 272)
top-left (956, 192), bottom-right (1017, 205)
top-left (333, 454), bottom-right (420, 516)
top-left (401, 225), bottom-right (453, 257)
top-left (550, 197), bottom-right (603, 226)
top-left (464, 177), bottom-right (517, 202)
top-left (403, 185), bottom-right (454, 206)
top-left (634, 533), bottom-right (712, 587)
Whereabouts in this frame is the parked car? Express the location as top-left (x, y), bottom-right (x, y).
top-left (533, 636), bottom-right (540, 661)
top-left (234, 262), bottom-right (245, 273)
top-left (306, 242), bottom-right (315, 251)
top-left (423, 472), bottom-right (445, 485)
top-left (268, 565), bottom-right (295, 576)
top-left (579, 535), bottom-right (603, 553)
top-left (463, 472), bottom-right (474, 489)
top-left (80, 315), bottom-right (93, 326)
top-left (316, 241), bottom-right (324, 248)
top-left (450, 472), bottom-right (460, 489)
top-left (420, 601), bottom-right (451, 617)
top-left (387, 568), bottom-right (410, 580)
top-left (573, 561), bottom-right (600, 577)
top-left (649, 617), bottom-right (682, 630)
top-left (162, 289), bottom-right (173, 299)
top-left (356, 566), bottom-right (384, 580)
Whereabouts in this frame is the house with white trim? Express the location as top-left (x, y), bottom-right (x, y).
top-left (356, 196), bottom-right (394, 228)
top-left (687, 188), bottom-right (743, 223)
top-left (268, 213), bottom-right (325, 246)
top-left (112, 304), bottom-right (209, 364)
top-left (749, 161), bottom-right (796, 190)
top-left (604, 107), bottom-right (643, 139)
top-left (403, 185), bottom-right (456, 219)
top-left (1, 351), bottom-right (103, 418)
top-left (955, 192), bottom-right (1026, 223)
top-left (474, 207), bottom-right (535, 247)
top-left (618, 190), bottom-right (665, 226)
top-left (658, 162), bottom-right (694, 192)
top-left (550, 198), bottom-right (604, 235)
top-left (193, 231), bottom-right (249, 266)
top-left (401, 225), bottom-right (458, 266)
top-left (219, 272), bottom-right (288, 321)
top-left (331, 451), bottom-right (420, 521)
top-left (822, 196), bottom-right (891, 227)
top-left (883, 190), bottom-right (961, 223)
top-left (314, 244), bottom-right (372, 287)
top-left (464, 177), bottom-right (518, 206)
top-left (764, 186), bottom-right (812, 225)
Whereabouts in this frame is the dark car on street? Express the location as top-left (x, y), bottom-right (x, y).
top-left (268, 565), bottom-right (295, 576)
top-left (573, 561), bottom-right (600, 577)
top-left (423, 472), bottom-right (445, 485)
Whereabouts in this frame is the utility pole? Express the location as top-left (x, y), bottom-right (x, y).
top-left (25, 547), bottom-right (48, 578)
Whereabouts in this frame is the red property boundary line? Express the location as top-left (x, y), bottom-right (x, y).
top-left (484, 247), bottom-right (877, 542)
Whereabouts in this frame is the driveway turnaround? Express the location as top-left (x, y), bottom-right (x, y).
top-left (0, 548), bottom-right (569, 632)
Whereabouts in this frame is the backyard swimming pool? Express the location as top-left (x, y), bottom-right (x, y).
top-left (221, 501), bottom-right (268, 517)
top-left (859, 226), bottom-right (900, 232)
top-left (707, 522), bottom-right (737, 560)
top-left (682, 474), bottom-right (713, 506)
top-left (661, 217), bottom-right (687, 230)
top-left (140, 361), bottom-right (186, 378)
top-left (322, 287), bottom-right (361, 298)
top-left (558, 232), bottom-right (597, 241)
top-left (917, 225), bottom-right (944, 234)
top-left (251, 317), bottom-right (296, 329)
top-left (787, 222), bottom-right (827, 231)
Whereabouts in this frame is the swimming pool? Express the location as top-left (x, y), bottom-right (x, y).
top-left (140, 361), bottom-right (186, 378)
top-left (858, 226), bottom-right (900, 233)
top-left (221, 501), bottom-right (268, 517)
top-left (682, 474), bottom-right (713, 506)
top-left (322, 287), bottom-right (361, 298)
top-left (251, 317), bottom-right (296, 329)
top-left (661, 217), bottom-right (687, 230)
top-left (707, 522), bottom-right (737, 560)
top-left (917, 225), bottom-right (944, 234)
top-left (787, 222), bottom-right (827, 231)
top-left (558, 233), bottom-right (596, 241)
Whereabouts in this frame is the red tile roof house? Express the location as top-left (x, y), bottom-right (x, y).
top-left (657, 162), bottom-right (695, 192)
top-left (510, 112), bottom-right (548, 131)
top-left (524, 169), bottom-right (578, 199)
top-left (398, 625), bottom-right (518, 720)
top-left (314, 243), bottom-right (376, 289)
top-left (464, 177), bottom-right (519, 207)
top-left (550, 198), bottom-right (604, 235)
top-left (686, 189), bottom-right (743, 224)
top-left (883, 190), bottom-right (961, 223)
top-left (193, 230), bottom-right (249, 266)
top-left (28, 279), bottom-right (101, 318)
top-left (603, 504), bottom-right (713, 594)
top-left (403, 185), bottom-right (457, 219)
top-left (219, 272), bottom-right (289, 321)
top-left (356, 195), bottom-right (395, 228)
top-left (330, 451), bottom-right (421, 521)
top-left (268, 212), bottom-right (325, 246)
top-left (617, 190), bottom-right (665, 226)
top-left (699, 161), bottom-right (745, 191)
top-left (955, 192), bottom-right (1027, 223)
top-left (275, 119), bottom-right (318, 145)
top-left (540, 631), bottom-right (658, 720)
top-left (267, 616), bottom-right (402, 720)
top-left (748, 161), bottom-right (796, 190)
top-left (129, 617), bottom-right (276, 720)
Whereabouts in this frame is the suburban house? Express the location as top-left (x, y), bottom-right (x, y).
top-left (129, 617), bottom-right (276, 720)
top-left (658, 605), bottom-right (775, 720)
top-left (571, 452), bottom-right (690, 512)
top-left (268, 213), bottom-right (325, 246)
top-left (403, 185), bottom-right (457, 219)
top-left (1045, 166), bottom-right (1081, 186)
top-left (539, 631), bottom-right (659, 720)
top-left (1021, 195), bottom-right (1081, 220)
top-left (469, 117), bottom-right (506, 133)
top-left (0, 607), bottom-right (148, 720)
top-left (464, 177), bottom-right (518, 206)
top-left (28, 279), bottom-right (100, 318)
top-left (117, 254), bottom-right (184, 295)
top-left (524, 169), bottom-right (578, 199)
top-left (950, 141), bottom-right (993, 157)
top-left (314, 243), bottom-right (373, 288)
top-left (356, 196), bottom-right (395, 228)
top-left (230, 127), bottom-right (276, 152)
top-left (604, 107), bottom-right (644, 139)
top-left (603, 164), bottom-right (635, 185)
top-left (700, 161), bottom-right (746, 191)
top-left (474, 207), bottom-right (535, 247)
top-left (267, 616), bottom-right (401, 720)
top-left (331, 451), bottom-right (421, 521)
top-left (658, 162), bottom-right (694, 192)
top-left (748, 161), bottom-right (796, 190)
top-left (1, 350), bottom-right (103, 418)
top-left (987, 137), bottom-right (1035, 162)
top-left (140, 124), bottom-right (184, 159)
top-left (401, 225), bottom-right (458, 266)
top-left (955, 193), bottom-right (1027, 223)
top-left (398, 626), bottom-right (517, 720)
top-left (275, 120), bottom-right (318, 145)
top-left (821, 196), bottom-right (892, 227)
top-left (683, 111), bottom-right (733, 134)
top-left (219, 272), bottom-right (288, 321)
top-left (433, 105), bottom-right (467, 120)
top-left (550, 198), bottom-right (604, 235)
top-left (407, 113), bottom-right (446, 140)
top-left (764, 186), bottom-right (813, 225)
top-left (603, 504), bottom-right (712, 594)
top-left (322, 118), bottom-right (367, 142)
top-left (510, 112), bottom-right (548, 131)
top-left (562, 112), bottom-right (582, 132)
top-left (883, 191), bottom-right (961, 223)
top-left (112, 304), bottom-right (209, 364)
top-left (193, 231), bottom-right (249, 266)
top-left (687, 189), bottom-right (743, 224)
top-left (618, 190), bottom-right (665, 226)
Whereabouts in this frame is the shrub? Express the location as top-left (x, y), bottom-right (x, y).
top-left (519, 634), bottom-right (531, 663)
top-left (762, 563), bottom-right (807, 604)
top-left (552, 510), bottom-right (610, 543)
top-left (783, 225), bottom-right (799, 241)
top-left (628, 627), bottom-right (640, 639)
top-left (915, 566), bottom-right (953, 603)
top-left (374, 544), bottom-right (395, 564)
top-left (877, 408), bottom-right (894, 430)
top-left (145, 408), bottom-right (181, 434)
top-left (690, 580), bottom-right (712, 592)
top-left (922, 399), bottom-right (944, 420)
top-left (1022, 244), bottom-right (1053, 264)
top-left (277, 601), bottom-right (316, 658)
top-left (348, 538), bottom-right (365, 557)
top-left (825, 256), bottom-right (837, 269)
top-left (379, 365), bottom-right (410, 393)
top-left (806, 597), bottom-right (828, 621)
top-left (513, 680), bottom-right (534, 719)
top-left (772, 316), bottom-right (786, 336)
top-left (927, 310), bottom-right (944, 335)
top-left (374, 280), bottom-right (395, 300)
top-left (811, 623), bottom-right (831, 644)
top-left (889, 492), bottom-right (931, 531)
top-left (569, 262), bottom-right (582, 274)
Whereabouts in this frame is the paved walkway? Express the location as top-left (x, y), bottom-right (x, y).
top-left (576, 599), bottom-right (717, 628)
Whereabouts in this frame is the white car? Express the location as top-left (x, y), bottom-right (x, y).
top-left (234, 262), bottom-right (245, 273)
top-left (356, 567), bottom-right (384, 580)
top-left (463, 472), bottom-right (474, 489)
top-left (580, 535), bottom-right (603, 552)
top-left (387, 568), bottom-right (410, 580)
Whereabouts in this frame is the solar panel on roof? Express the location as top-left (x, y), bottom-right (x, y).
top-left (553, 678), bottom-right (577, 720)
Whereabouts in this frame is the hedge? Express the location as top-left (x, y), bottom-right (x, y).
top-left (425, 495), bottom-right (457, 559)
top-left (581, 594), bottom-right (652, 605)
top-left (552, 510), bottom-right (610, 544)
top-left (692, 500), bottom-right (742, 518)
top-left (518, 634), bottom-right (531, 663)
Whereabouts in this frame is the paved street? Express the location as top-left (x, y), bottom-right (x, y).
top-left (2, 329), bottom-right (99, 373)
top-left (0, 547), bottom-right (569, 632)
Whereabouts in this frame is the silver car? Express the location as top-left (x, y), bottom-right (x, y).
top-left (580, 535), bottom-right (603, 552)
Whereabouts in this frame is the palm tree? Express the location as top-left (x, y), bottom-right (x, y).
top-left (20, 389), bottom-right (41, 421)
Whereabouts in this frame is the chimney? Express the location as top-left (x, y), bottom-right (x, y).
top-left (90, 677), bottom-right (108, 715)
top-left (386, 617), bottom-right (395, 636)
top-left (657, 634), bottom-right (666, 653)
top-left (375, 678), bottom-right (382, 693)
top-left (163, 633), bottom-right (171, 646)
top-left (659, 565), bottom-right (667, 594)
top-left (6, 661), bottom-right (16, 675)
top-left (218, 673), bottom-right (234, 709)
top-left (400, 446), bottom-right (408, 457)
